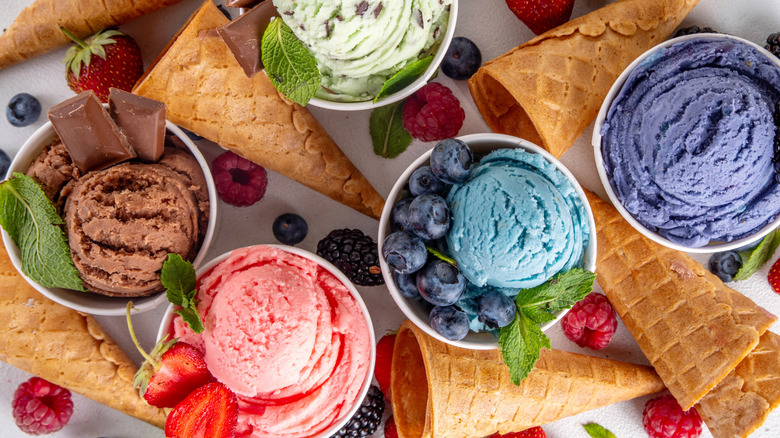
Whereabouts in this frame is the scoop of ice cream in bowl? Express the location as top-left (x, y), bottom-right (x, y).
top-left (156, 244), bottom-right (375, 438)
top-left (377, 133), bottom-right (597, 349)
top-left (593, 33), bottom-right (780, 253)
top-left (0, 90), bottom-right (218, 316)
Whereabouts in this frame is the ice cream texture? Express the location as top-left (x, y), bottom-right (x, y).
top-left (272, 0), bottom-right (451, 101)
top-left (446, 148), bottom-right (590, 290)
top-left (601, 37), bottom-right (780, 247)
top-left (173, 245), bottom-right (371, 438)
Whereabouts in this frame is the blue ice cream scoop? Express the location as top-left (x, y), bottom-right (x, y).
top-left (445, 148), bottom-right (589, 290)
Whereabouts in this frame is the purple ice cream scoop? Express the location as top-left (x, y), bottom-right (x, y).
top-left (601, 37), bottom-right (780, 247)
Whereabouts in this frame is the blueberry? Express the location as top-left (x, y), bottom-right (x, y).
top-left (408, 166), bottom-right (446, 197)
top-left (430, 138), bottom-right (474, 184)
top-left (417, 260), bottom-right (466, 306)
top-left (441, 37), bottom-right (482, 81)
top-left (708, 250), bottom-right (743, 282)
top-left (429, 305), bottom-right (470, 341)
top-left (409, 193), bottom-right (450, 240)
top-left (0, 149), bottom-right (10, 178)
top-left (382, 231), bottom-right (427, 274)
top-left (6, 93), bottom-right (41, 127)
top-left (272, 213), bottom-right (308, 245)
top-left (393, 271), bottom-right (421, 299)
top-left (477, 289), bottom-right (517, 329)
top-left (391, 198), bottom-right (413, 232)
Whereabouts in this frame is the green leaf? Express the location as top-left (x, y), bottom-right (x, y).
top-left (426, 245), bottom-right (457, 265)
top-left (498, 310), bottom-right (551, 385)
top-left (261, 18), bottom-right (321, 106)
top-left (370, 101), bottom-right (412, 159)
top-left (160, 253), bottom-right (203, 333)
top-left (373, 56), bottom-right (433, 103)
top-left (734, 229), bottom-right (780, 281)
top-left (514, 268), bottom-right (596, 313)
top-left (0, 174), bottom-right (84, 291)
top-left (175, 307), bottom-right (204, 334)
top-left (583, 423), bottom-right (617, 438)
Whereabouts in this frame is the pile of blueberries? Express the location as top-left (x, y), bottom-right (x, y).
top-left (381, 138), bottom-right (516, 341)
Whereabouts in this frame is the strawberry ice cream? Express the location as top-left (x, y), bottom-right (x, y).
top-left (172, 245), bottom-right (372, 437)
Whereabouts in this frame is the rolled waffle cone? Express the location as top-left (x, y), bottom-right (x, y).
top-left (468, 0), bottom-right (699, 158)
top-left (695, 330), bottom-right (780, 438)
top-left (0, 241), bottom-right (167, 428)
top-left (391, 320), bottom-right (665, 438)
top-left (133, 0), bottom-right (385, 220)
top-left (585, 190), bottom-right (777, 410)
top-left (0, 0), bottom-right (184, 70)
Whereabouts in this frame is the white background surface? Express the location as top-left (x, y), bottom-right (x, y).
top-left (0, 0), bottom-right (778, 437)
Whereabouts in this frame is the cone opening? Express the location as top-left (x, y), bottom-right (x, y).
top-left (391, 325), bottom-right (429, 438)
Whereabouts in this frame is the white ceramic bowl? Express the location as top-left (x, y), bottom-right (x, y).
top-left (377, 133), bottom-right (597, 350)
top-left (156, 244), bottom-right (376, 438)
top-left (593, 33), bottom-right (780, 253)
top-left (1, 120), bottom-right (218, 316)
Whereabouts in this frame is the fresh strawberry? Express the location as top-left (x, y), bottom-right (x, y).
top-left (375, 333), bottom-right (396, 400)
top-left (505, 0), bottom-right (575, 35)
top-left (384, 416), bottom-right (399, 438)
top-left (488, 426), bottom-right (547, 438)
top-left (61, 28), bottom-right (144, 102)
top-left (769, 258), bottom-right (780, 295)
top-left (165, 382), bottom-right (239, 438)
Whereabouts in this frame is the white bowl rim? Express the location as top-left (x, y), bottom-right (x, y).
top-left (377, 133), bottom-right (598, 350)
top-left (155, 243), bottom-right (376, 438)
top-left (592, 33), bottom-right (780, 254)
top-left (1, 118), bottom-right (219, 316)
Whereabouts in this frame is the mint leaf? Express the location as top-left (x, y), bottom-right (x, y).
top-left (261, 18), bottom-right (321, 106)
top-left (0, 173), bottom-right (84, 291)
top-left (584, 423), bottom-right (617, 438)
top-left (426, 245), bottom-right (457, 265)
top-left (370, 101), bottom-right (412, 158)
top-left (734, 229), bottom-right (780, 281)
top-left (499, 309), bottom-right (551, 385)
top-left (161, 253), bottom-right (203, 333)
top-left (514, 268), bottom-right (596, 313)
top-left (373, 56), bottom-right (433, 103)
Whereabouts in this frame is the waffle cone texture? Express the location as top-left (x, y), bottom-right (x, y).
top-left (391, 320), bottom-right (665, 438)
top-left (0, 240), bottom-right (167, 428)
top-left (468, 0), bottom-right (699, 158)
top-left (0, 0), bottom-right (184, 70)
top-left (133, 0), bottom-right (385, 220)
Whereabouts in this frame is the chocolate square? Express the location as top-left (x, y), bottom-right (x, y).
top-left (218, 1), bottom-right (278, 78)
top-left (109, 88), bottom-right (167, 163)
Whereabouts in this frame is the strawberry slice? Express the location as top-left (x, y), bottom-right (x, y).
top-left (505, 0), bottom-right (575, 35)
top-left (375, 333), bottom-right (396, 400)
top-left (165, 382), bottom-right (239, 438)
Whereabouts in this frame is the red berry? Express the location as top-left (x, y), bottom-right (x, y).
top-left (768, 258), bottom-right (780, 295)
top-left (139, 341), bottom-right (214, 408)
top-left (402, 83), bottom-right (465, 142)
top-left (384, 416), bottom-right (399, 438)
top-left (561, 292), bottom-right (618, 350)
top-left (211, 151), bottom-right (268, 207)
top-left (505, 0), bottom-right (575, 35)
top-left (643, 394), bottom-right (703, 438)
top-left (165, 382), bottom-right (239, 438)
top-left (12, 377), bottom-right (73, 435)
top-left (375, 333), bottom-right (396, 400)
top-left (488, 426), bottom-right (547, 438)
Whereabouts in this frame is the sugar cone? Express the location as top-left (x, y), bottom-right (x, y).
top-left (133, 1), bottom-right (385, 220)
top-left (695, 330), bottom-right (780, 438)
top-left (585, 189), bottom-right (777, 410)
top-left (0, 0), bottom-right (184, 70)
top-left (391, 320), bottom-right (665, 438)
top-left (0, 241), bottom-right (167, 428)
top-left (468, 0), bottom-right (699, 158)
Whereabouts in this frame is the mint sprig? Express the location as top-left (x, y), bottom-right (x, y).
top-left (583, 423), bottom-right (617, 438)
top-left (261, 18), bottom-right (321, 106)
top-left (734, 229), bottom-right (780, 281)
top-left (370, 101), bottom-right (412, 158)
top-left (373, 56), bottom-right (433, 103)
top-left (0, 173), bottom-right (84, 291)
top-left (499, 268), bottom-right (596, 384)
top-left (161, 254), bottom-right (203, 333)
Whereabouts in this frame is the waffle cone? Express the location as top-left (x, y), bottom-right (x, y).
top-left (468, 0), bottom-right (699, 158)
top-left (585, 190), bottom-right (777, 410)
top-left (391, 320), bottom-right (665, 438)
top-left (0, 241), bottom-right (167, 428)
top-left (0, 0), bottom-right (184, 70)
top-left (132, 1), bottom-right (385, 220)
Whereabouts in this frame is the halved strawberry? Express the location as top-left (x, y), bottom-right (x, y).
top-left (165, 382), bottom-right (239, 438)
top-left (505, 0), bottom-right (575, 35)
top-left (375, 333), bottom-right (396, 400)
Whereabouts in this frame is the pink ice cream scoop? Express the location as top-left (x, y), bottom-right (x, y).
top-left (172, 245), bottom-right (373, 438)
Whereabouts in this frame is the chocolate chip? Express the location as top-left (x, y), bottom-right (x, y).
top-left (356, 1), bottom-right (369, 16)
top-left (325, 19), bottom-right (330, 38)
top-left (373, 3), bottom-right (383, 18)
top-left (416, 9), bottom-right (424, 28)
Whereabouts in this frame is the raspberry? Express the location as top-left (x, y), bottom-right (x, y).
top-left (12, 377), bottom-right (74, 435)
top-left (211, 151), bottom-right (268, 207)
top-left (643, 394), bottom-right (703, 438)
top-left (384, 416), bottom-right (398, 438)
top-left (402, 83), bottom-right (465, 142)
top-left (561, 293), bottom-right (617, 350)
top-left (487, 426), bottom-right (547, 437)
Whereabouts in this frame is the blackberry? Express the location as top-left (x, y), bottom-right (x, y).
top-left (673, 25), bottom-right (717, 38)
top-left (317, 229), bottom-right (384, 286)
top-left (331, 386), bottom-right (385, 438)
top-left (767, 32), bottom-right (780, 58)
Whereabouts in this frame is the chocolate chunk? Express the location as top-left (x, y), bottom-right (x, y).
top-left (373, 3), bottom-right (383, 18)
top-left (416, 9), bottom-right (424, 28)
top-left (218, 1), bottom-right (278, 78)
top-left (356, 1), bottom-right (369, 16)
top-left (48, 91), bottom-right (136, 173)
top-left (108, 88), bottom-right (166, 163)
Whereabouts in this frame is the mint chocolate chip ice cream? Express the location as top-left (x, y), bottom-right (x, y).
top-left (273, 0), bottom-right (452, 102)
top-left (601, 37), bottom-right (780, 247)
